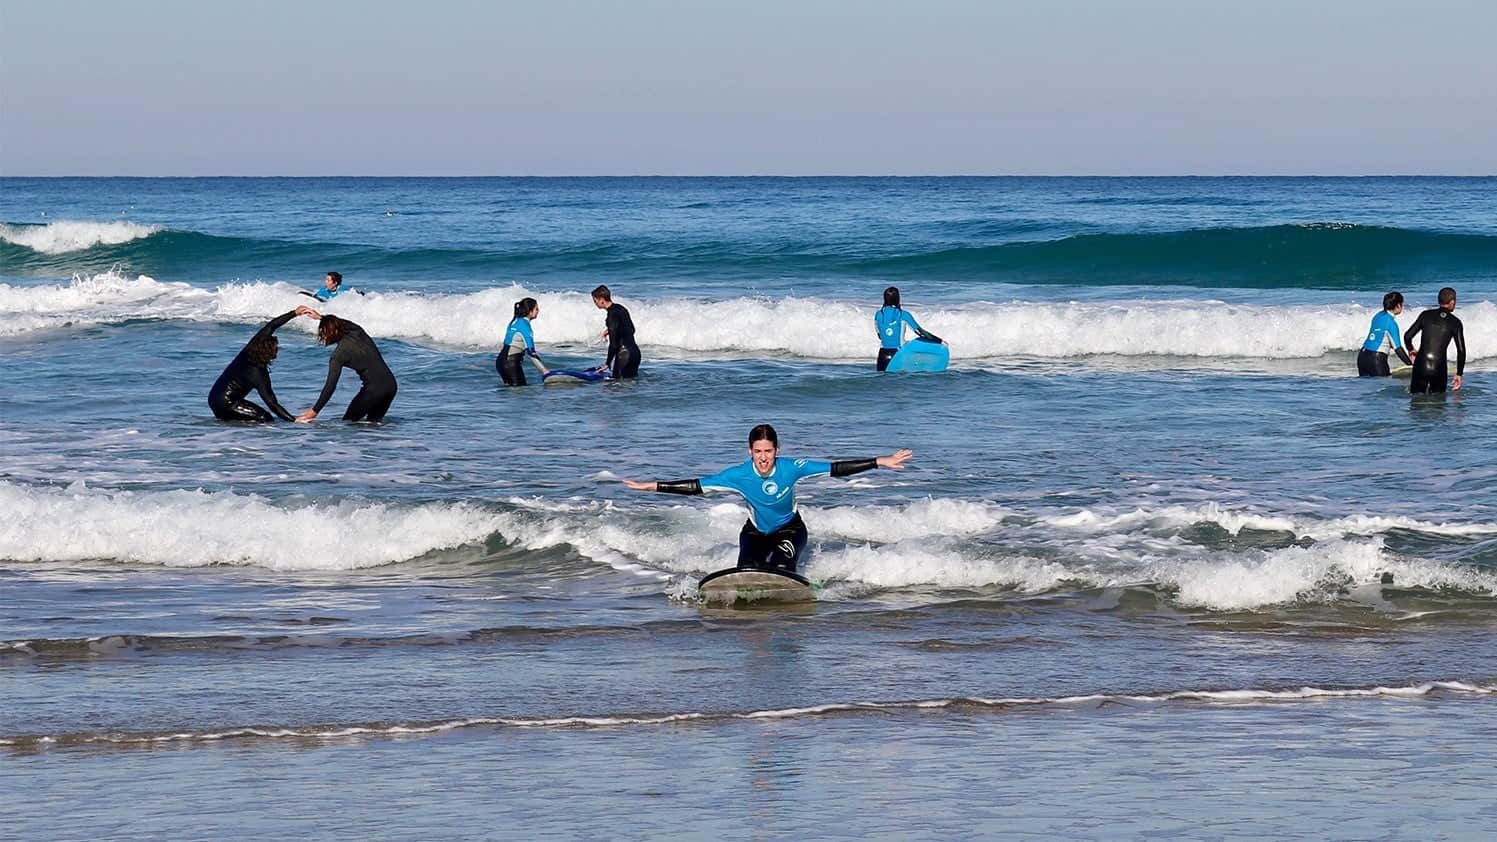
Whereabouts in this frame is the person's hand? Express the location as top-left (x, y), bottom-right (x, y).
top-left (877, 449), bottom-right (914, 470)
top-left (622, 479), bottom-right (656, 491)
top-left (295, 409), bottom-right (318, 423)
top-left (1453, 375), bottom-right (1463, 390)
top-left (296, 305), bottom-right (322, 318)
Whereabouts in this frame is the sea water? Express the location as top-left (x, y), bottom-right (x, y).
top-left (3, 177), bottom-right (1495, 839)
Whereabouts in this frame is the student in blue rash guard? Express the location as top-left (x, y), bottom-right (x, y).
top-left (313, 272), bottom-right (344, 301)
top-left (624, 424), bottom-right (914, 573)
top-left (874, 286), bottom-right (942, 371)
top-left (1358, 291), bottom-right (1413, 376)
top-left (497, 297), bottom-right (550, 386)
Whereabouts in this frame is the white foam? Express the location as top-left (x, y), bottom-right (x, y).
top-left (8, 680), bottom-right (1493, 748)
top-left (2, 275), bottom-right (1494, 362)
top-left (0, 481), bottom-right (505, 571)
top-left (0, 220), bottom-right (161, 254)
top-left (1041, 502), bottom-right (1497, 540)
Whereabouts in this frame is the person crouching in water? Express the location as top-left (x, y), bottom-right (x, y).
top-left (295, 312), bottom-right (398, 423)
top-left (497, 297), bottom-right (550, 386)
top-left (1357, 291), bottom-right (1412, 376)
top-left (209, 305), bottom-right (317, 422)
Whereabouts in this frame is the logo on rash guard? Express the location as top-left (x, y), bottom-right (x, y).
top-left (762, 480), bottom-right (779, 495)
top-left (777, 540), bottom-right (795, 558)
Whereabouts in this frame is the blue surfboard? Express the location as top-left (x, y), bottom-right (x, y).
top-left (885, 338), bottom-right (949, 373)
top-left (543, 368), bottom-right (609, 383)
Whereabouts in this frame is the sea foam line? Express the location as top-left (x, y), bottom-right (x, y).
top-left (0, 220), bottom-right (160, 254)
top-left (3, 272), bottom-right (1495, 360)
top-left (7, 680), bottom-right (1492, 749)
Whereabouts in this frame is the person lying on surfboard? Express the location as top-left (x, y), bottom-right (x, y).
top-left (623, 423), bottom-right (913, 573)
top-left (875, 285), bottom-right (942, 371)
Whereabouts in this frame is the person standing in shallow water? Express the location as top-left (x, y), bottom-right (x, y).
top-left (497, 297), bottom-right (550, 386)
top-left (295, 311), bottom-right (398, 422)
top-left (591, 284), bottom-right (641, 379)
top-left (623, 424), bottom-right (913, 574)
top-left (1357, 291), bottom-right (1412, 377)
top-left (208, 305), bottom-right (317, 422)
top-left (1403, 286), bottom-right (1466, 394)
top-left (874, 286), bottom-right (942, 371)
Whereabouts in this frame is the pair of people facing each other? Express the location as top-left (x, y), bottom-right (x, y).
top-left (497, 285), bottom-right (640, 386)
top-left (209, 305), bottom-right (398, 424)
top-left (1360, 287), bottom-right (1466, 394)
top-left (625, 423), bottom-right (913, 574)
top-left (874, 285), bottom-right (943, 371)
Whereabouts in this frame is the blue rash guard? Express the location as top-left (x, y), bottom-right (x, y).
top-left (313, 286), bottom-right (342, 302)
top-left (875, 306), bottom-right (925, 349)
top-left (699, 457), bottom-right (834, 532)
top-left (503, 317), bottom-right (537, 353)
top-left (1362, 310), bottom-right (1405, 354)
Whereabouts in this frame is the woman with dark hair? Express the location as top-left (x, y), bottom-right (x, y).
top-left (623, 424), bottom-right (913, 573)
top-left (1358, 290), bottom-right (1412, 376)
top-left (874, 285), bottom-right (941, 371)
top-left (497, 297), bottom-right (550, 386)
top-left (208, 305), bottom-right (316, 422)
top-left (294, 311), bottom-right (398, 423)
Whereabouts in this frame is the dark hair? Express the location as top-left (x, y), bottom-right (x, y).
top-left (1382, 291), bottom-right (1403, 311)
top-left (1438, 286), bottom-right (1457, 306)
top-left (247, 334), bottom-right (279, 366)
top-left (748, 424), bottom-right (779, 448)
top-left (883, 286), bottom-right (901, 308)
top-left (317, 315), bottom-right (347, 345)
top-left (513, 297), bottom-right (538, 320)
top-left (326, 271), bottom-right (342, 286)
top-left (591, 285), bottom-right (612, 302)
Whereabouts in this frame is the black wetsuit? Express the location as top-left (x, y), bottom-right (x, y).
top-left (1404, 307), bottom-right (1466, 395)
top-left (604, 302), bottom-right (641, 379)
top-left (208, 311), bottom-right (298, 423)
top-left (313, 321), bottom-right (398, 421)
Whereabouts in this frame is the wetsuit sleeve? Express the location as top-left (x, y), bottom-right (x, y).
top-left (1455, 318), bottom-right (1466, 376)
top-left (312, 348), bottom-right (347, 413)
top-left (1403, 313), bottom-right (1425, 352)
top-left (605, 307), bottom-right (622, 368)
top-left (248, 366), bottom-right (296, 422)
top-left (1395, 347), bottom-right (1412, 366)
top-left (830, 458), bottom-right (878, 477)
top-left (655, 479), bottom-right (703, 495)
top-left (254, 310), bottom-right (298, 340)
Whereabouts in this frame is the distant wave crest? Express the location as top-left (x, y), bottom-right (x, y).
top-left (3, 272), bottom-right (1495, 361)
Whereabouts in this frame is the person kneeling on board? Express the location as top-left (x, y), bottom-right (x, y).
top-left (623, 424), bottom-right (913, 573)
top-left (1357, 291), bottom-right (1412, 376)
top-left (874, 285), bottom-right (942, 371)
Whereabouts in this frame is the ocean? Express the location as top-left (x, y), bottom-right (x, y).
top-left (3, 177), bottom-right (1495, 839)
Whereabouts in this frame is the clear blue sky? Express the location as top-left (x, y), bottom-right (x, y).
top-left (3, 0), bottom-right (1494, 175)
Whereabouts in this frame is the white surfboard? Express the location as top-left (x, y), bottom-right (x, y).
top-left (698, 568), bottom-right (815, 606)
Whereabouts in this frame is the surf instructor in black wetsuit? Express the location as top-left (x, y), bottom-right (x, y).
top-left (295, 312), bottom-right (399, 423)
top-left (591, 285), bottom-right (641, 379)
top-left (208, 305), bottom-right (317, 422)
top-left (1403, 287), bottom-right (1466, 395)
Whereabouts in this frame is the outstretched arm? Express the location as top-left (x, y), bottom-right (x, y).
top-left (830, 449), bottom-right (914, 477)
top-left (623, 479), bottom-right (702, 494)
